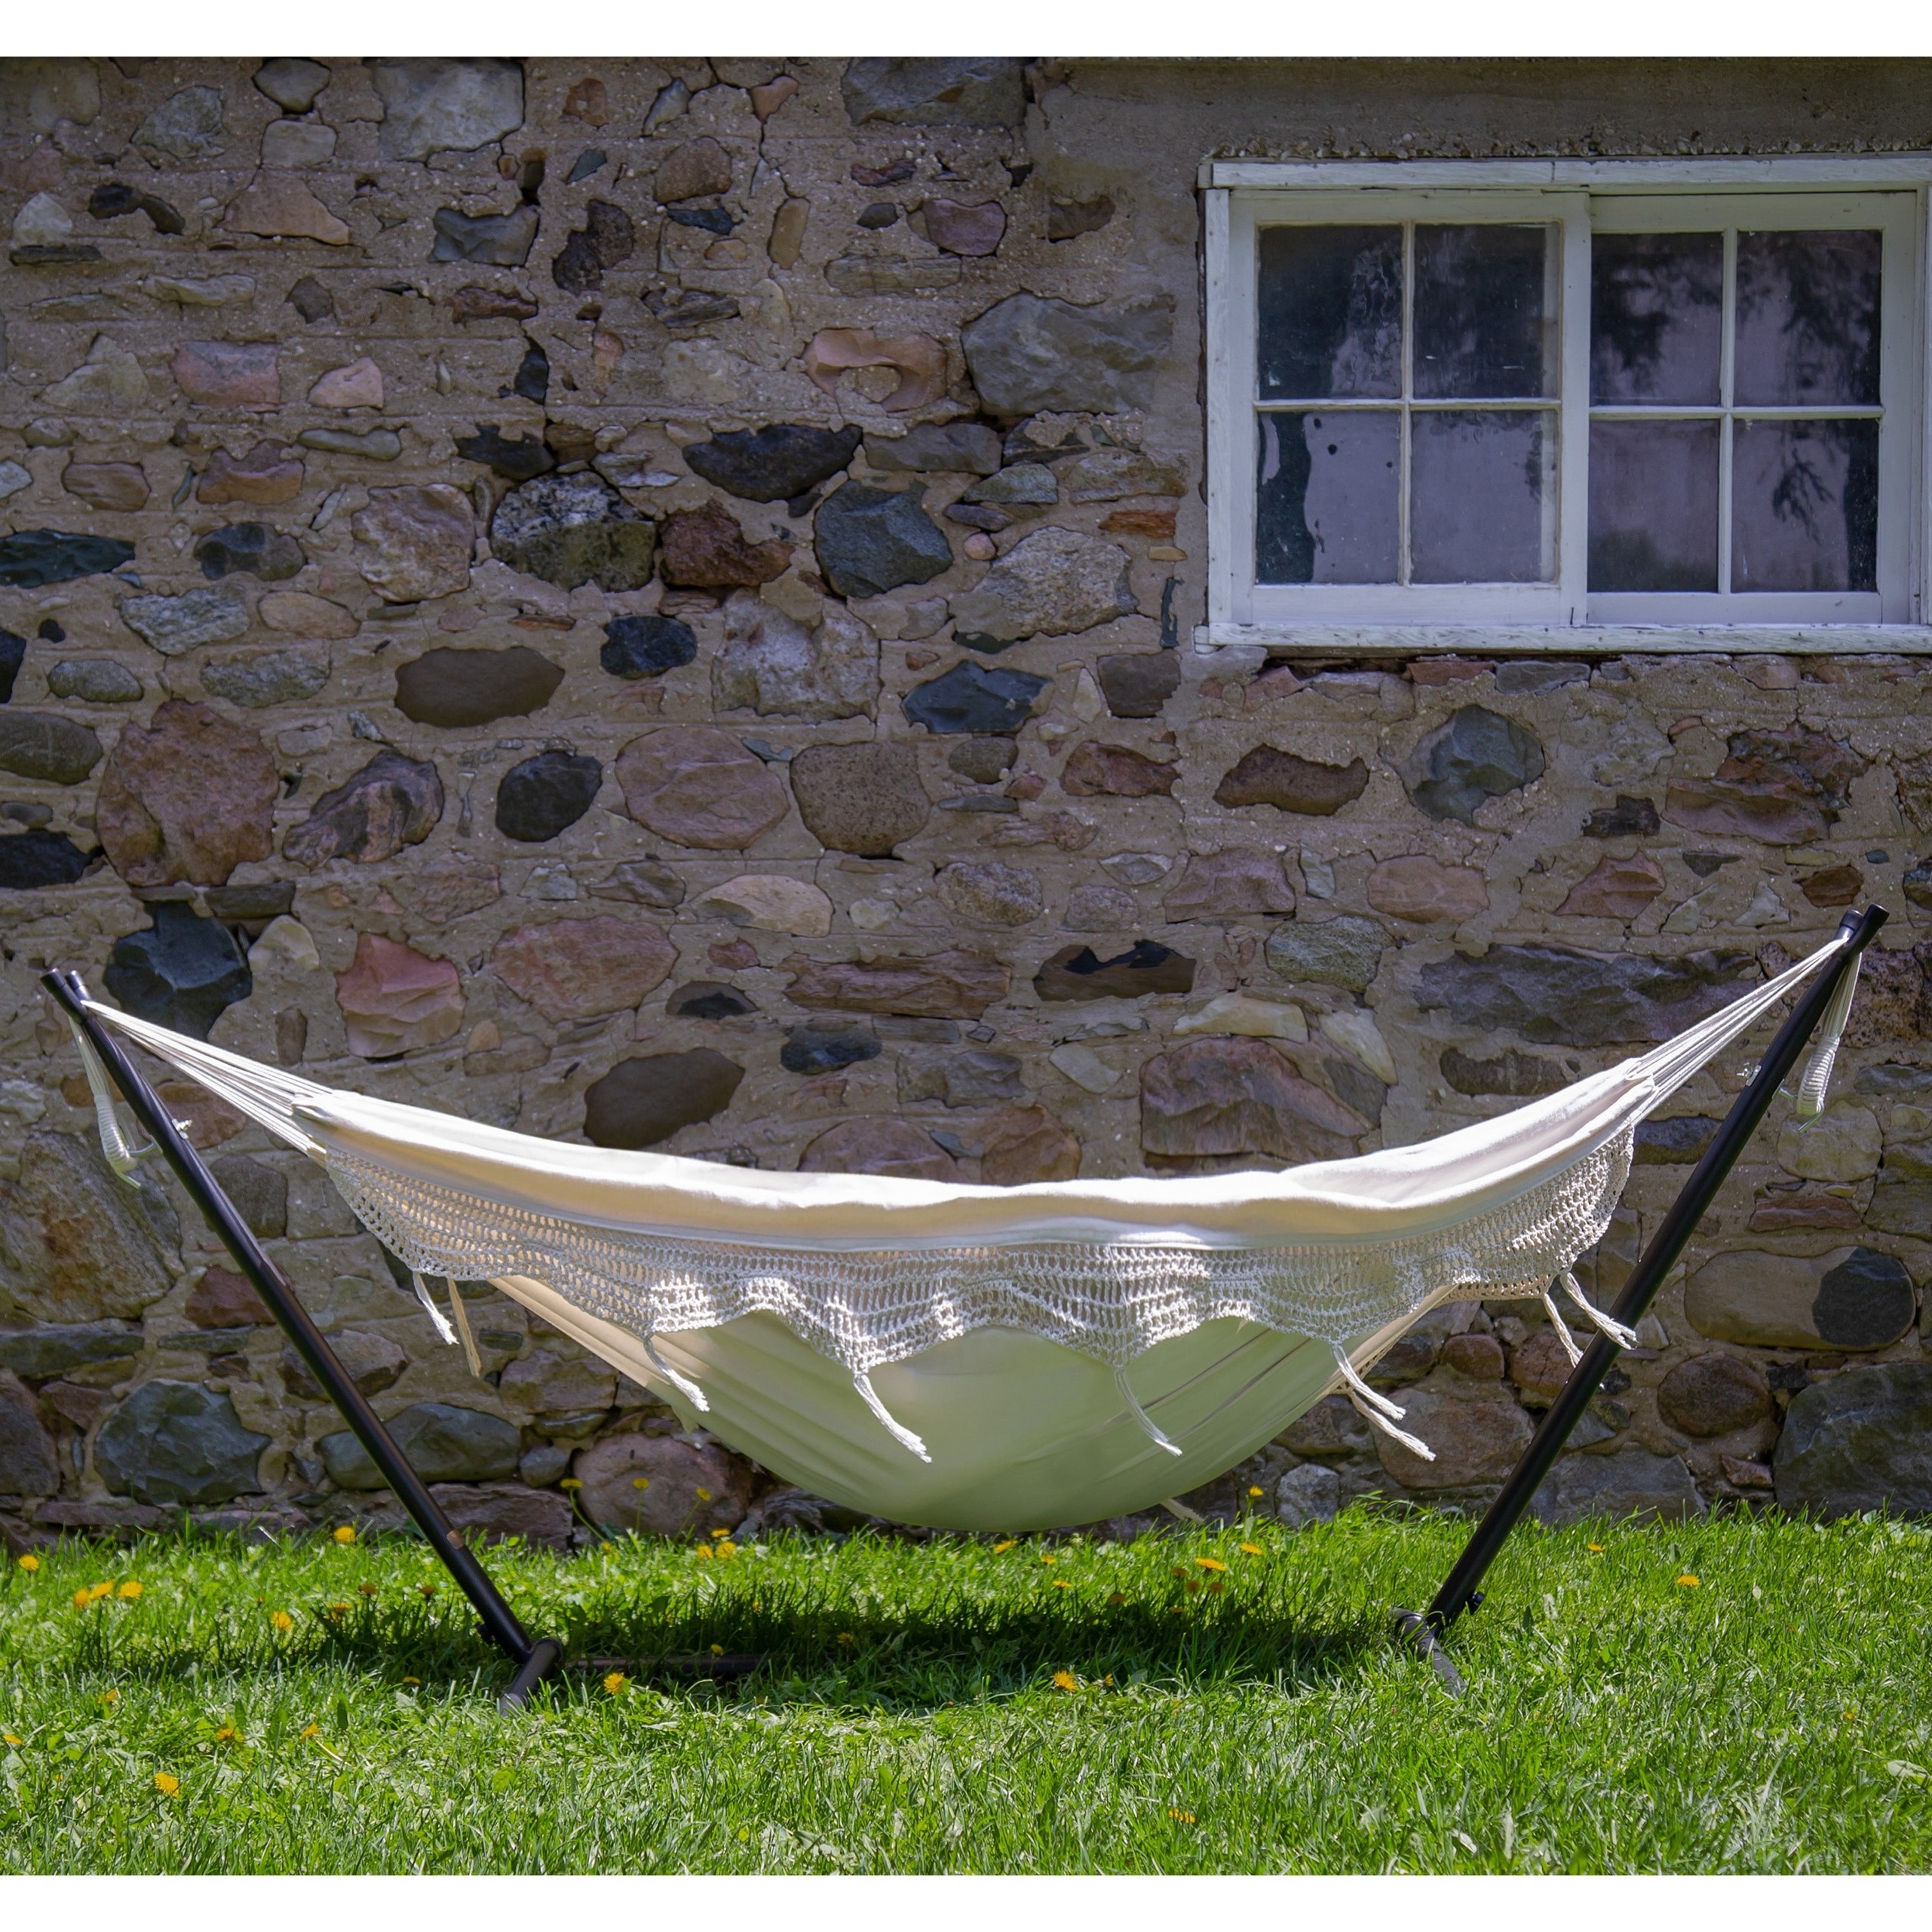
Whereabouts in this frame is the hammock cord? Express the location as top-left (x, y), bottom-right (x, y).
top-left (1559, 1268), bottom-right (1638, 1350)
top-left (443, 1275), bottom-right (483, 1378)
top-left (1538, 1283), bottom-right (1585, 1368)
top-left (852, 1372), bottom-right (930, 1462)
top-left (408, 1270), bottom-right (458, 1347)
top-left (1113, 1366), bottom-right (1185, 1457)
top-left (61, 1010), bottom-right (156, 1185)
top-left (1793, 949), bottom-right (1861, 1120)
top-left (1333, 1345), bottom-right (1437, 1462)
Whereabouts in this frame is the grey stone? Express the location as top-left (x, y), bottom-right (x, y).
top-left (0, 531), bottom-right (135, 587)
top-left (814, 482), bottom-right (952, 600)
top-left (1403, 705), bottom-right (1547, 824)
top-left (0, 829), bottom-right (92, 889)
top-left (320, 1400), bottom-right (520, 1489)
top-left (550, 199), bottom-right (634, 294)
top-left (937, 860), bottom-right (1044, 927)
top-left (455, 425), bottom-right (553, 482)
top-left (591, 859), bottom-right (685, 909)
top-left (789, 741), bottom-right (930, 855)
top-left (823, 254), bottom-right (961, 297)
top-left (1658, 1351), bottom-right (1772, 1437)
top-left (864, 423), bottom-right (1004, 475)
top-left (133, 86), bottom-right (226, 164)
top-left (1278, 1394), bottom-right (1373, 1458)
top-left (0, 1369), bottom-right (57, 1497)
top-left (285, 750), bottom-right (444, 867)
top-left (430, 1480), bottom-right (572, 1549)
top-left (961, 293), bottom-right (1176, 416)
top-left (254, 58), bottom-right (331, 112)
top-left (520, 1443), bottom-right (572, 1488)
top-left (685, 424), bottom-right (863, 503)
top-left (205, 1155), bottom-right (287, 1240)
top-left (1372, 1387), bottom-right (1535, 1489)
top-left (948, 737), bottom-right (1018, 784)
top-left (1529, 1447), bottom-right (1705, 1526)
top-left (1099, 652), bottom-right (1182, 718)
top-left (1774, 1363), bottom-right (1932, 1517)
top-left (370, 58), bottom-right (524, 160)
top-left (584, 1050), bottom-right (744, 1148)
top-left (0, 711), bottom-right (103, 784)
top-left (0, 1321), bottom-right (140, 1378)
top-left (1685, 1247), bottom-right (1917, 1351)
top-left (495, 749), bottom-right (602, 842)
top-left (195, 523), bottom-right (305, 583)
top-left (713, 590), bottom-right (879, 722)
top-left (394, 646), bottom-right (563, 728)
top-left (97, 1382), bottom-right (268, 1506)
top-left (1635, 1115), bottom-right (1721, 1164)
top-left (963, 462), bottom-right (1059, 508)
top-left (281, 1329), bottom-right (406, 1400)
top-left (0, 1133), bottom-right (177, 1326)
top-left (903, 661), bottom-right (1048, 735)
top-left (1496, 660), bottom-right (1590, 694)
top-left (48, 659), bottom-right (142, 704)
top-left (119, 584), bottom-right (250, 656)
top-left (1264, 916), bottom-right (1387, 995)
top-left (897, 1046), bottom-right (1025, 1108)
top-left (781, 1023), bottom-right (882, 1075)
top-left (299, 426), bottom-right (402, 461)
top-left (841, 58), bottom-right (1026, 127)
top-left (1064, 883), bottom-right (1138, 929)
top-left (431, 206), bottom-right (538, 266)
top-left (103, 902), bottom-right (252, 1040)
top-left (1440, 1047), bottom-right (1566, 1096)
top-left (201, 649), bottom-right (330, 709)
top-left (573, 1430), bottom-right (756, 1535)
top-left (1414, 944), bottom-right (1757, 1048)
top-left (1274, 1461), bottom-right (1342, 1528)
top-left (951, 526), bottom-right (1136, 649)
top-left (603, 615), bottom-right (696, 680)
top-left (1057, 448), bottom-right (1189, 501)
top-left (489, 473), bottom-right (656, 592)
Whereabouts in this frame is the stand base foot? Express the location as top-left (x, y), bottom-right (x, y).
top-left (498, 1636), bottom-right (565, 1713)
top-left (1394, 1610), bottom-right (1464, 1695)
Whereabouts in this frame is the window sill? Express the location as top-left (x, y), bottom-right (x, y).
top-left (1193, 621), bottom-right (1932, 658)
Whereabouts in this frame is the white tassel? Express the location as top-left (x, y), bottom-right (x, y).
top-left (1793, 951), bottom-right (1861, 1120)
top-left (1560, 1270), bottom-right (1638, 1350)
top-left (1114, 1366), bottom-right (1184, 1457)
top-left (1346, 1390), bottom-right (1437, 1462)
top-left (409, 1271), bottom-right (458, 1346)
top-left (854, 1372), bottom-right (930, 1462)
top-left (443, 1276), bottom-right (483, 1378)
top-left (1332, 1345), bottom-right (1411, 1423)
top-left (643, 1332), bottom-right (709, 1413)
top-left (63, 1014), bottom-right (155, 1185)
top-left (1538, 1284), bottom-right (1584, 1368)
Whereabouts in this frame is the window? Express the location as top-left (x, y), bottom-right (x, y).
top-left (1204, 166), bottom-right (1925, 642)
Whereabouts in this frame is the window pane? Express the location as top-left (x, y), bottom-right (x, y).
top-left (1257, 225), bottom-right (1403, 400)
top-left (1590, 232), bottom-right (1723, 405)
top-left (1587, 419), bottom-right (1719, 591)
top-left (1731, 419), bottom-right (1878, 593)
top-left (1410, 410), bottom-right (1555, 582)
top-left (1256, 411), bottom-right (1399, 584)
top-left (1734, 231), bottom-right (1881, 407)
top-left (1412, 225), bottom-right (1555, 400)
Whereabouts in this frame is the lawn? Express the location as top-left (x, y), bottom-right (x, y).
top-left (2, 1507), bottom-right (1929, 1873)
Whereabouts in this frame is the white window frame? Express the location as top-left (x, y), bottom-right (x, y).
top-left (1201, 157), bottom-right (1932, 656)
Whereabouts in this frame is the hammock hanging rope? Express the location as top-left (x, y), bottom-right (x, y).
top-left (62, 927), bottom-right (1860, 1532)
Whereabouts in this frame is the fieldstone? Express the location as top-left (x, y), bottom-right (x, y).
top-left (97, 1382), bottom-right (268, 1506)
top-left (61, 462), bottom-right (148, 512)
top-left (0, 829), bottom-right (94, 888)
top-left (655, 134), bottom-right (733, 203)
top-left (201, 1154), bottom-right (287, 1239)
top-left (1274, 1462), bottom-right (1342, 1529)
top-left (103, 902), bottom-right (252, 1039)
top-left (804, 327), bottom-right (948, 412)
top-left (694, 874), bottom-right (833, 937)
top-left (573, 1430), bottom-right (756, 1535)
top-left (201, 648), bottom-right (331, 709)
top-left (281, 1329), bottom-right (407, 1400)
top-left (1774, 1363), bottom-right (1932, 1517)
top-left (498, 1345), bottom-right (617, 1422)
top-left (550, 198), bottom-right (634, 294)
top-left (1061, 742), bottom-right (1176, 798)
top-left (0, 464), bottom-right (29, 506)
top-left (0, 712), bottom-right (102, 785)
top-left (41, 336), bottom-right (149, 410)
top-left (602, 614), bottom-right (696, 681)
top-left (658, 503), bottom-right (789, 590)
top-left (0, 1322), bottom-right (139, 1382)
top-left (371, 58), bottom-right (524, 160)
top-left (285, 750), bottom-right (443, 867)
top-left (490, 474), bottom-right (655, 593)
top-left (321, 1400), bottom-right (520, 1490)
top-left (1686, 1246), bottom-right (1916, 1351)
top-left (0, 1133), bottom-right (176, 1327)
top-left (455, 425), bottom-right (553, 483)
top-left (429, 1482), bottom-right (572, 1550)
top-left (1507, 1326), bottom-right (1584, 1406)
top-left (493, 750), bottom-right (603, 844)
top-left (801, 1118), bottom-right (958, 1180)
top-left (842, 57), bottom-right (1025, 126)
top-left (814, 482), bottom-right (953, 600)
top-left (335, 933), bottom-right (465, 1058)
top-left (1366, 856), bottom-right (1489, 923)
top-left (133, 84), bottom-right (226, 162)
top-left (686, 424), bottom-right (863, 503)
top-left (1750, 1187), bottom-right (1864, 1233)
top-left (1403, 707), bottom-right (1547, 824)
top-left (924, 195), bottom-right (1006, 256)
top-left (1278, 1393), bottom-right (1372, 1458)
top-left (259, 591), bottom-right (355, 638)
top-left (394, 646), bottom-right (563, 728)
top-left (670, 981), bottom-right (755, 1020)
top-left (961, 292), bottom-right (1176, 416)
top-left (1164, 848), bottom-right (1296, 921)
top-left (197, 443), bottom-right (304, 508)
top-left (1058, 449), bottom-right (1189, 502)
top-left (1584, 796), bottom-right (1663, 839)
top-left (1777, 1102), bottom-right (1881, 1182)
top-left (936, 860), bottom-right (1044, 928)
top-left (308, 357), bottom-right (383, 409)
top-left (963, 468), bottom-right (1060, 516)
top-left (254, 57), bottom-right (330, 112)
top-left (784, 949), bottom-right (1009, 1018)
top-left (172, 340), bottom-right (280, 408)
top-left (1666, 726), bottom-right (1863, 846)
top-left (1658, 1352), bottom-right (1772, 1438)
top-left (950, 527), bottom-right (1136, 648)
top-left (195, 523), bottom-right (305, 584)
top-left (1140, 1036), bottom-right (1369, 1169)
top-left (185, 1267), bottom-right (271, 1329)
top-left (583, 1050), bottom-right (744, 1148)
top-left (1373, 1388), bottom-right (1535, 1490)
top-left (1047, 196), bottom-right (1116, 241)
top-left (494, 919), bottom-right (676, 1027)
top-left (787, 741), bottom-right (930, 857)
top-left (1318, 1010), bottom-right (1397, 1084)
top-left (1264, 917), bottom-right (1388, 994)
top-left (865, 424), bottom-right (1003, 475)
top-left (903, 661), bottom-right (1048, 736)
top-left (278, 274), bottom-right (331, 320)
top-left (1038, 940), bottom-right (1195, 1001)
top-left (11, 190), bottom-right (72, 247)
top-left (1173, 994), bottom-right (1307, 1041)
top-left (431, 205), bottom-right (538, 265)
top-left (1214, 746), bottom-right (1369, 815)
top-left (897, 1046), bottom-right (1025, 1109)
top-left (0, 530), bottom-right (136, 588)
top-left (48, 661), bottom-right (141, 707)
top-left (95, 701), bottom-right (276, 890)
top-left (1634, 1115), bottom-right (1721, 1164)
top-left (1441, 1333), bottom-right (1507, 1379)
top-left (1529, 1447), bottom-right (1705, 1526)
top-left (220, 174), bottom-right (350, 244)
top-left (1415, 944), bottom-right (1756, 1047)
top-left (354, 485), bottom-right (474, 603)
top-left (1801, 864), bottom-right (1863, 909)
top-left (1559, 854), bottom-right (1668, 919)
top-left (1065, 883), bottom-right (1139, 929)
top-left (127, 584), bottom-right (235, 665)
top-left (783, 1023), bottom-right (882, 1075)
top-left (1098, 653), bottom-right (1182, 719)
top-left (713, 591), bottom-right (879, 721)
top-left (616, 727), bottom-right (790, 851)
top-left (978, 1106), bottom-right (1081, 1184)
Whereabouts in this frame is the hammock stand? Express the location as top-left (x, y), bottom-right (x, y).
top-left (38, 903), bottom-right (1885, 1706)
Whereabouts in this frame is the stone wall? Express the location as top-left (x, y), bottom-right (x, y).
top-left (2, 56), bottom-right (1931, 1551)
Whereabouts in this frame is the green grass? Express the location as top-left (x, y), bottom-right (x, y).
top-left (2, 1507), bottom-right (1930, 1872)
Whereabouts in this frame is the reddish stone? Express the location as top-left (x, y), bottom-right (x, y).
top-left (172, 340), bottom-right (280, 407)
top-left (655, 136), bottom-right (733, 203)
top-left (1100, 508), bottom-right (1177, 538)
top-left (1507, 1326), bottom-right (1581, 1405)
top-left (799, 1118), bottom-right (958, 1181)
top-left (710, 938), bottom-right (758, 970)
top-left (430, 1482), bottom-right (573, 1551)
top-left (1558, 853), bottom-right (1667, 919)
top-left (563, 77), bottom-right (610, 125)
top-left (1749, 1187), bottom-right (1863, 1231)
top-left (353, 485), bottom-right (474, 603)
top-left (1408, 658), bottom-right (1492, 686)
top-left (1374, 1388), bottom-right (1534, 1489)
top-left (1214, 745), bottom-right (1369, 814)
top-left (222, 175), bottom-right (351, 244)
top-left (925, 195), bottom-right (1006, 255)
top-left (96, 699), bottom-right (278, 888)
top-left (657, 504), bottom-right (791, 590)
top-left (1163, 848), bottom-right (1296, 921)
top-left (572, 1431), bottom-right (756, 1535)
top-left (1139, 1036), bottom-right (1369, 1169)
top-left (979, 1106), bottom-right (1081, 1185)
top-left (616, 726), bottom-right (790, 851)
top-left (1665, 725), bottom-right (1863, 845)
top-left (1060, 741), bottom-right (1177, 798)
top-left (1440, 1332), bottom-right (1507, 1379)
top-left (451, 285), bottom-right (539, 324)
top-left (62, 462), bottom-right (149, 511)
top-left (154, 1081), bottom-right (247, 1149)
top-left (1658, 1351), bottom-right (1772, 1437)
top-left (1366, 855), bottom-right (1489, 923)
top-left (749, 75), bottom-right (799, 121)
top-left (491, 915), bottom-right (676, 1022)
top-left (1802, 863), bottom-right (1863, 909)
top-left (783, 949), bottom-right (1010, 1018)
top-left (198, 442), bottom-right (304, 507)
top-left (334, 934), bottom-right (465, 1058)
top-left (285, 750), bottom-right (443, 869)
top-left (186, 1265), bottom-right (272, 1329)
top-left (308, 357), bottom-right (383, 408)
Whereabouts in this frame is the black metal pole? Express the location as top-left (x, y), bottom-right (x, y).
top-left (41, 971), bottom-right (564, 1713)
top-left (1397, 903), bottom-right (1888, 1685)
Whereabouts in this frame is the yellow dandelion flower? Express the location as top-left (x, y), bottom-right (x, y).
top-left (1167, 1808), bottom-right (1194, 1824)
top-left (1194, 1556), bottom-right (1228, 1573)
top-left (3, 1732), bottom-right (22, 1748)
top-left (561, 1478), bottom-right (583, 1491)
top-left (1677, 1575), bottom-right (1700, 1588)
top-left (1051, 1670), bottom-right (1078, 1691)
top-left (116, 1580), bottom-right (143, 1600)
top-left (1247, 1486), bottom-right (1264, 1498)
top-left (711, 1526), bottom-right (730, 1538)
top-left (695, 1486), bottom-right (713, 1503)
top-left (603, 1672), bottom-right (627, 1696)
top-left (836, 1632), bottom-right (854, 1645)
top-left (154, 1772), bottom-right (179, 1797)
top-left (693, 1542), bottom-right (713, 1559)
top-left (324, 1602), bottom-right (350, 1622)
top-left (1107, 1590), bottom-right (1126, 1606)
top-left (214, 1726), bottom-right (235, 1743)
top-left (992, 1539), bottom-right (1017, 1553)
top-left (332, 1526), bottom-right (355, 1545)
top-left (299, 1724), bottom-right (321, 1740)
top-left (17, 1554), bottom-right (39, 1572)
top-left (1040, 1552), bottom-right (1057, 1565)
top-left (716, 1541), bottom-right (738, 1559)
top-left (72, 1589), bottom-right (91, 1610)
top-left (1239, 1542), bottom-right (1263, 1556)
top-left (710, 1643), bottom-right (725, 1657)
top-left (97, 1689), bottom-right (118, 1707)
top-left (401, 1677), bottom-right (421, 1688)
top-left (418, 1584), bottom-right (437, 1599)
top-left (631, 1477), bottom-right (649, 1490)
top-left (1053, 1578), bottom-right (1071, 1589)
top-left (270, 1610), bottom-right (293, 1633)
top-left (1587, 1543), bottom-right (1605, 1553)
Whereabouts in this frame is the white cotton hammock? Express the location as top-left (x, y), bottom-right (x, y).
top-left (64, 929), bottom-right (1860, 1533)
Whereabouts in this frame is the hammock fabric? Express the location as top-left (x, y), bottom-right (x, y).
top-left (65, 929), bottom-right (1860, 1532)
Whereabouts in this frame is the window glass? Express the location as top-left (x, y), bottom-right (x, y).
top-left (1256, 411), bottom-right (1400, 583)
top-left (1731, 418), bottom-right (1879, 592)
top-left (1590, 232), bottom-right (1723, 405)
top-left (1411, 412), bottom-right (1556, 582)
top-left (1734, 231), bottom-right (1881, 407)
top-left (1413, 224), bottom-right (1556, 399)
top-left (1256, 225), bottom-right (1403, 400)
top-left (1587, 419), bottom-right (1720, 592)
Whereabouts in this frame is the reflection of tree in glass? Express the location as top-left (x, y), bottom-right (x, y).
top-left (1589, 233), bottom-right (1721, 401)
top-left (1736, 232), bottom-right (1880, 404)
top-left (1413, 225), bottom-right (1550, 397)
top-left (1256, 226), bottom-right (1402, 399)
top-left (1765, 427), bottom-right (1832, 544)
